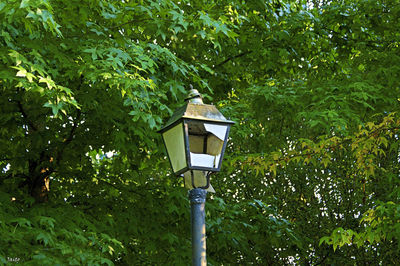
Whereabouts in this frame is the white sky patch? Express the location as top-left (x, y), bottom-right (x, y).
top-left (2, 163), bottom-right (10, 173)
top-left (105, 151), bottom-right (115, 158)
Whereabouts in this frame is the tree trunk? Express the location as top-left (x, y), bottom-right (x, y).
top-left (28, 159), bottom-right (51, 203)
top-left (31, 175), bottom-right (50, 203)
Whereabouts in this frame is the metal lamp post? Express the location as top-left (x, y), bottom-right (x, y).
top-left (158, 89), bottom-right (234, 265)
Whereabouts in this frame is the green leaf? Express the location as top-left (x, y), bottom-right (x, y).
top-left (36, 232), bottom-right (52, 246)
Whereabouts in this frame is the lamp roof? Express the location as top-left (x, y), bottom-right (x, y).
top-left (159, 102), bottom-right (234, 132)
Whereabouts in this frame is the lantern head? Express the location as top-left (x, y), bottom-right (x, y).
top-left (159, 89), bottom-right (234, 192)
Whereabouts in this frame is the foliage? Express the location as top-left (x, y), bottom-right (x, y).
top-left (1, 0), bottom-right (400, 264)
top-left (0, 189), bottom-right (122, 265)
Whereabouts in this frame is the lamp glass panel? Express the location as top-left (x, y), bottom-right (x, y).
top-left (188, 135), bottom-right (204, 153)
top-left (205, 123), bottom-right (228, 167)
top-left (162, 123), bottom-right (187, 173)
top-left (204, 123), bottom-right (228, 140)
top-left (187, 121), bottom-right (228, 169)
top-left (190, 153), bottom-right (216, 168)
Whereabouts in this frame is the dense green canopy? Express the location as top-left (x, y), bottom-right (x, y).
top-left (1, 0), bottom-right (400, 264)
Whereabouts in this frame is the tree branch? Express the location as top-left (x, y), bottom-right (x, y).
top-left (66, 110), bottom-right (81, 145)
top-left (214, 51), bottom-right (251, 68)
top-left (109, 18), bottom-right (153, 30)
top-left (314, 250), bottom-right (330, 265)
top-left (56, 75), bottom-right (84, 165)
top-left (98, 179), bottom-right (146, 198)
top-left (17, 100), bottom-right (38, 131)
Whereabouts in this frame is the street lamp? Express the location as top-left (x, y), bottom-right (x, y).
top-left (159, 88), bottom-right (234, 265)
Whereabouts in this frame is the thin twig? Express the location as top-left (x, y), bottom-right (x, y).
top-left (17, 100), bottom-right (38, 131)
top-left (214, 51), bottom-right (251, 68)
top-left (109, 18), bottom-right (153, 29)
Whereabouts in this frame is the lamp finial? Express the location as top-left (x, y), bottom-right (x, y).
top-left (185, 86), bottom-right (203, 104)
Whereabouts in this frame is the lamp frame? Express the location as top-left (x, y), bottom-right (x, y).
top-left (160, 117), bottom-right (232, 176)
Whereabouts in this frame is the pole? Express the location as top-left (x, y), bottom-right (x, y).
top-left (189, 188), bottom-right (207, 266)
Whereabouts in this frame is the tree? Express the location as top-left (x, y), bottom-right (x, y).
top-left (1, 0), bottom-right (400, 264)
